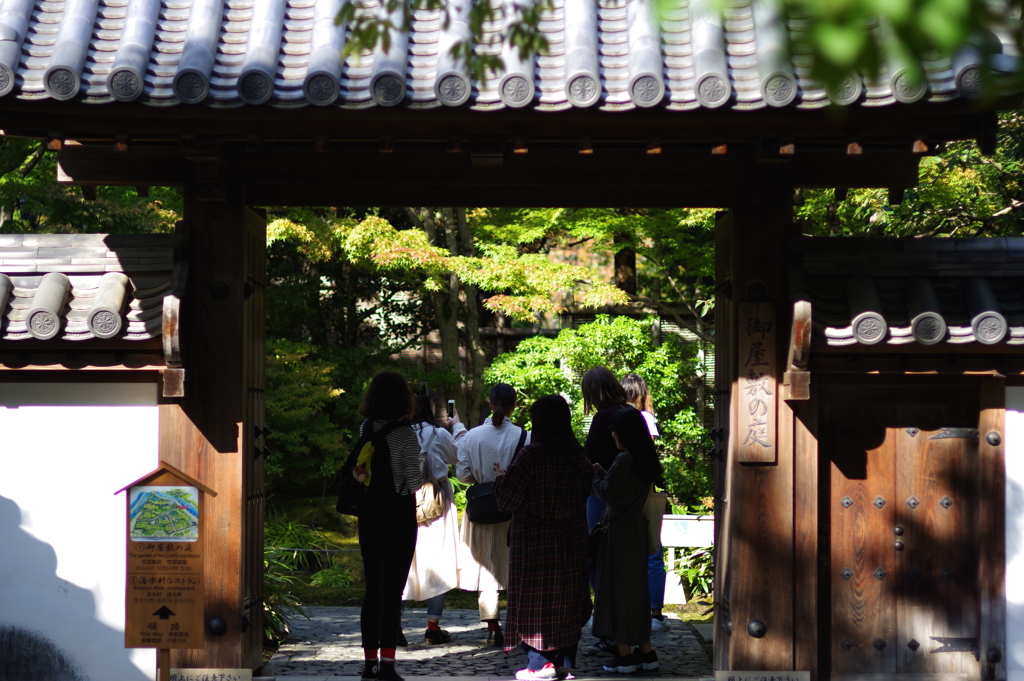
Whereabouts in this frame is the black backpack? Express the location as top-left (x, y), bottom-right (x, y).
top-left (336, 420), bottom-right (400, 516)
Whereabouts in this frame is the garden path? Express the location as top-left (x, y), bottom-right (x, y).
top-left (262, 607), bottom-right (714, 680)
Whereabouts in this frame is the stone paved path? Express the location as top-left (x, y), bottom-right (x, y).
top-left (263, 607), bottom-right (713, 680)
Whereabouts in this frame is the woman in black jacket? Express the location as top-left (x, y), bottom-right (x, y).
top-left (352, 371), bottom-right (422, 681)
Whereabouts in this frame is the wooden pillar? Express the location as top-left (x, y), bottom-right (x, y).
top-left (159, 187), bottom-right (266, 671)
top-left (715, 193), bottom-right (796, 670)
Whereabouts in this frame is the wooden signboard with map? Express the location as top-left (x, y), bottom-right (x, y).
top-left (117, 464), bottom-right (216, 655)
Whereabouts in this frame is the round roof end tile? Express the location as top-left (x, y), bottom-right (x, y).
top-left (303, 72), bottom-right (339, 106)
top-left (173, 69), bottom-right (210, 105)
top-left (436, 73), bottom-right (471, 106)
top-left (827, 74), bottom-right (863, 106)
top-left (44, 66), bottom-right (80, 101)
top-left (108, 67), bottom-right (144, 102)
top-left (852, 311), bottom-right (887, 345)
top-left (761, 72), bottom-right (797, 107)
top-left (567, 74), bottom-right (600, 107)
top-left (696, 73), bottom-right (730, 108)
top-left (891, 69), bottom-right (927, 104)
top-left (371, 73), bottom-right (405, 107)
top-left (956, 66), bottom-right (986, 100)
top-left (910, 312), bottom-right (946, 345)
top-left (973, 311), bottom-right (1007, 345)
top-left (629, 74), bottom-right (664, 108)
top-left (499, 74), bottom-right (534, 108)
top-left (0, 64), bottom-right (14, 97)
top-left (239, 70), bottom-right (273, 105)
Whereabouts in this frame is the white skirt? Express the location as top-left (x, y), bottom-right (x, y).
top-left (403, 497), bottom-right (462, 602)
top-left (457, 515), bottom-right (510, 592)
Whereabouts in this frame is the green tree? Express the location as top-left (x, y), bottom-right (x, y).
top-left (796, 111), bottom-right (1024, 237)
top-left (484, 315), bottom-right (713, 506)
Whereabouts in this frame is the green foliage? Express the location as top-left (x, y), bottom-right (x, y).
top-left (265, 338), bottom-right (348, 494)
top-left (0, 138), bottom-right (180, 235)
top-left (263, 546), bottom-right (308, 643)
top-left (796, 112), bottom-right (1024, 238)
top-left (674, 546), bottom-right (714, 599)
top-left (264, 512), bottom-right (329, 571)
top-left (310, 561), bottom-right (354, 588)
top-left (484, 315), bottom-right (713, 506)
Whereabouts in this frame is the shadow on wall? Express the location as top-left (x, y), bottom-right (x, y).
top-left (0, 625), bottom-right (85, 681)
top-left (0, 494), bottom-right (150, 681)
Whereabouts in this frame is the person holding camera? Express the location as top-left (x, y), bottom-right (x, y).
top-left (455, 383), bottom-right (531, 646)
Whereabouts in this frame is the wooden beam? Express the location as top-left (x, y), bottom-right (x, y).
top-left (978, 376), bottom-right (1006, 681)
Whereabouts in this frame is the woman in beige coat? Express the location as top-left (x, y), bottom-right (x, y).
top-left (455, 383), bottom-right (530, 647)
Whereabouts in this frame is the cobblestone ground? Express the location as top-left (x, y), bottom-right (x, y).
top-left (264, 607), bottom-right (713, 679)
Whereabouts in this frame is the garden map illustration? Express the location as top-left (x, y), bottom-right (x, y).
top-left (128, 486), bottom-right (199, 541)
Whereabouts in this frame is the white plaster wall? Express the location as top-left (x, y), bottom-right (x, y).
top-left (1004, 387), bottom-right (1024, 681)
top-left (0, 382), bottom-right (158, 681)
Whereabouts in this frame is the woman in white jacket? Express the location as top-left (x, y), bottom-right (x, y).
top-left (456, 383), bottom-right (530, 647)
top-left (403, 389), bottom-right (467, 644)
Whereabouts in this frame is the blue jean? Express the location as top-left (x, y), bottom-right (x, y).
top-left (586, 494), bottom-right (606, 592)
top-left (402, 593), bottom-right (446, 619)
top-left (648, 546), bottom-right (666, 610)
top-left (525, 643), bottom-right (578, 671)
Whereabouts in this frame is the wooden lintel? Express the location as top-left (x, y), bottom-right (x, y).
top-left (55, 143), bottom-right (923, 207)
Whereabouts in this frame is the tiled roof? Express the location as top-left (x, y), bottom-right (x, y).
top-left (796, 238), bottom-right (1024, 347)
top-left (0, 0), bottom-right (1018, 111)
top-left (0, 233), bottom-right (176, 341)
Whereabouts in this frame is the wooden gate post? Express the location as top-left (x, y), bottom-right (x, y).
top-left (715, 193), bottom-right (797, 671)
top-left (159, 187), bottom-right (267, 672)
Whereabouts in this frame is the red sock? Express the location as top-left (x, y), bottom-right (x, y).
top-left (486, 619), bottom-right (500, 632)
top-left (364, 649), bottom-right (378, 660)
top-left (427, 620), bottom-right (440, 631)
top-left (381, 648), bottom-right (396, 661)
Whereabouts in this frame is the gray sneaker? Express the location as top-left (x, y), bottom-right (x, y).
top-left (650, 616), bottom-right (671, 632)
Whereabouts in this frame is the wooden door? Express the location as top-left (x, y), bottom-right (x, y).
top-left (825, 396), bottom-right (981, 681)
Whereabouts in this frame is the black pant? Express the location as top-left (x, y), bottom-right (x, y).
top-left (358, 500), bottom-right (417, 650)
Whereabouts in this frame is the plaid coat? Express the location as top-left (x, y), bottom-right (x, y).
top-left (493, 442), bottom-right (594, 652)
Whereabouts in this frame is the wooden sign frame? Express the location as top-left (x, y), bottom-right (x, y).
top-left (117, 463), bottom-right (216, 681)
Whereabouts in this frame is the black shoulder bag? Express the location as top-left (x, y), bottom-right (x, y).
top-left (464, 427), bottom-right (527, 525)
top-left (336, 420), bottom-right (400, 517)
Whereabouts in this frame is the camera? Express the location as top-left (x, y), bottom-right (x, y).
top-left (447, 400), bottom-right (455, 418)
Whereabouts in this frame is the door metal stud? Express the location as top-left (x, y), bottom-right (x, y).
top-left (840, 496), bottom-right (853, 509)
top-left (939, 496), bottom-right (953, 509)
top-left (941, 569), bottom-right (953, 581)
top-left (908, 639), bottom-right (920, 652)
top-left (873, 496), bottom-right (886, 509)
top-left (873, 567), bottom-right (887, 580)
top-left (906, 427), bottom-right (919, 437)
top-left (841, 639), bottom-right (854, 651)
top-left (874, 639), bottom-right (887, 651)
top-left (840, 567), bottom-right (853, 580)
top-left (907, 496), bottom-right (920, 509)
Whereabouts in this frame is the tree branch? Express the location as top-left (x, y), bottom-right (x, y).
top-left (19, 142), bottom-right (45, 178)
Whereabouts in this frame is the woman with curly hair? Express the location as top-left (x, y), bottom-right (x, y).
top-left (351, 371), bottom-right (422, 681)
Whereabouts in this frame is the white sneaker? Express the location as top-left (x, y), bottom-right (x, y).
top-left (650, 616), bottom-right (670, 632)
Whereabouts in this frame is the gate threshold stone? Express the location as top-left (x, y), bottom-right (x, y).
top-left (263, 607), bottom-right (713, 679)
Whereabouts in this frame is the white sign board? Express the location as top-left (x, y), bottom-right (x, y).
top-left (661, 514), bottom-right (715, 548)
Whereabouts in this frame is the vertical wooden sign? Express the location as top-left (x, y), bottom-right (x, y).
top-left (737, 302), bottom-right (776, 462)
top-left (117, 464), bottom-right (215, 681)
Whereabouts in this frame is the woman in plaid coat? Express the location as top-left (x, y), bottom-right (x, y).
top-left (493, 395), bottom-right (594, 680)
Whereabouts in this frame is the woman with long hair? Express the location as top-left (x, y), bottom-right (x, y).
top-left (591, 406), bottom-right (662, 674)
top-left (620, 372), bottom-right (670, 632)
top-left (351, 371), bottom-right (422, 681)
top-left (580, 366), bottom-right (629, 654)
top-left (492, 395), bottom-right (593, 680)
top-left (455, 383), bottom-right (531, 646)
top-left (401, 387), bottom-right (467, 644)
